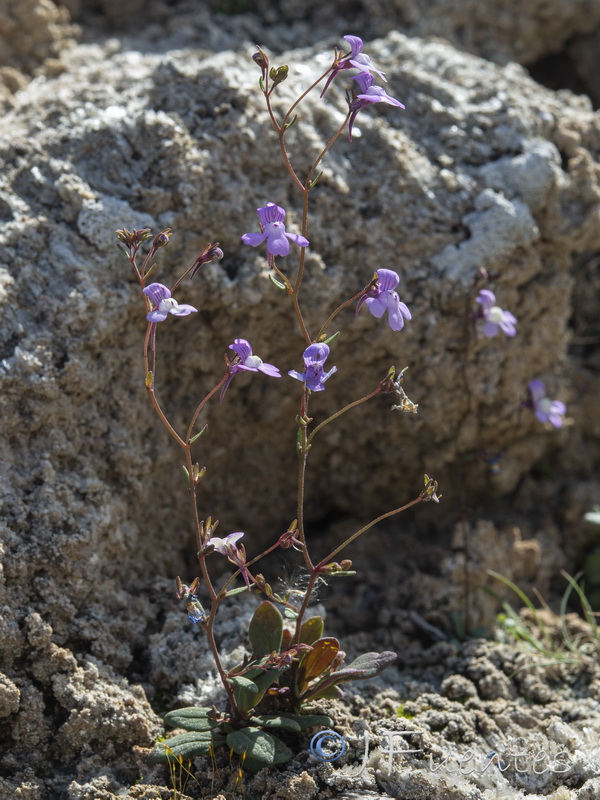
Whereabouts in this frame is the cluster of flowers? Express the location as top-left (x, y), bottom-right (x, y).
top-left (143, 203), bottom-right (411, 400)
top-left (322, 35), bottom-right (405, 141)
top-left (473, 288), bottom-right (566, 428)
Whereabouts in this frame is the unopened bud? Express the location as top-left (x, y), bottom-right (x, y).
top-left (152, 228), bottom-right (173, 250)
top-left (190, 242), bottom-right (224, 278)
top-left (115, 227), bottom-right (152, 249)
top-left (269, 65), bottom-right (288, 87)
top-left (252, 46), bottom-right (269, 72)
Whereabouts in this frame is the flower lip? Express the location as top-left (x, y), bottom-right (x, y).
top-left (475, 289), bottom-right (517, 338)
top-left (206, 532), bottom-right (250, 587)
top-left (220, 338), bottom-right (281, 402)
top-left (142, 282), bottom-right (198, 322)
top-left (228, 338), bottom-right (281, 377)
top-left (288, 342), bottom-right (337, 391)
top-left (528, 380), bottom-right (566, 428)
top-left (348, 73), bottom-right (405, 140)
top-left (303, 342), bottom-right (331, 366)
top-left (359, 269), bottom-right (411, 332)
top-left (320, 34), bottom-right (388, 97)
top-left (241, 203), bottom-right (309, 258)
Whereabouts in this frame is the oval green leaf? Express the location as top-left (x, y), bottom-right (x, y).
top-left (248, 601), bottom-right (283, 658)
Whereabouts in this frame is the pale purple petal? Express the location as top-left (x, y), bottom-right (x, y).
top-left (257, 203), bottom-right (285, 226)
top-left (143, 282), bottom-right (197, 322)
top-left (303, 343), bottom-right (330, 366)
top-left (242, 203), bottom-right (308, 258)
top-left (259, 363), bottom-right (281, 378)
top-left (365, 297), bottom-right (387, 318)
top-left (169, 304), bottom-right (197, 317)
top-left (482, 321), bottom-right (500, 337)
top-left (376, 269), bottom-right (400, 293)
top-left (284, 231), bottom-right (310, 248)
top-left (208, 532), bottom-right (244, 555)
top-left (499, 312), bottom-right (517, 336)
top-left (476, 289), bottom-right (496, 309)
top-left (529, 380), bottom-right (566, 427)
top-left (241, 231), bottom-right (267, 247)
top-left (143, 282), bottom-right (171, 305)
top-left (265, 226), bottom-right (291, 256)
top-left (528, 380), bottom-right (546, 403)
top-left (288, 343), bottom-right (336, 392)
top-left (146, 309), bottom-right (170, 323)
top-left (362, 270), bottom-right (411, 332)
top-left (230, 339), bottom-right (253, 362)
top-left (344, 35), bottom-right (363, 57)
top-left (379, 290), bottom-right (411, 331)
top-left (322, 366), bottom-right (338, 384)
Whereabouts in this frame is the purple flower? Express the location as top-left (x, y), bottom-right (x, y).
top-left (348, 72), bottom-right (405, 141)
top-left (207, 532), bottom-right (250, 587)
top-left (475, 290), bottom-right (517, 337)
top-left (228, 339), bottom-right (281, 378)
top-left (529, 380), bottom-right (566, 428)
top-left (220, 339), bottom-right (280, 402)
top-left (357, 269), bottom-right (411, 331)
top-left (142, 282), bottom-right (198, 322)
top-left (241, 203), bottom-right (309, 257)
top-left (321, 35), bottom-right (387, 97)
top-left (288, 343), bottom-right (337, 392)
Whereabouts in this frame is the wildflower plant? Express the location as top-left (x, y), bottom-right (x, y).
top-left (117, 35), bottom-right (440, 772)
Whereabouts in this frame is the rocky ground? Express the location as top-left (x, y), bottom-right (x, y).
top-left (1, 1), bottom-right (599, 798)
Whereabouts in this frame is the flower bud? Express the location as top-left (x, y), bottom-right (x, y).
top-left (252, 46), bottom-right (269, 72)
top-left (115, 227), bottom-right (152, 249)
top-left (190, 242), bottom-right (224, 278)
top-left (152, 228), bottom-right (173, 250)
top-left (269, 65), bottom-right (288, 87)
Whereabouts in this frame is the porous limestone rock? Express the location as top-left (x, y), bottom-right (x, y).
top-left (1, 7), bottom-right (599, 798)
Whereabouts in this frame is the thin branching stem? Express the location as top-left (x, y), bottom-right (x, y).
top-left (319, 494), bottom-right (424, 566)
top-left (308, 386), bottom-right (382, 444)
top-left (317, 286), bottom-right (369, 339)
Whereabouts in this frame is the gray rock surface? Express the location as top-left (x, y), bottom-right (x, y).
top-left (1, 2), bottom-right (599, 798)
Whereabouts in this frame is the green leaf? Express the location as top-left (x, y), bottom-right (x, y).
top-left (297, 637), bottom-right (339, 690)
top-left (164, 707), bottom-right (216, 732)
top-left (327, 650), bottom-right (397, 684)
top-left (227, 727), bottom-right (292, 767)
top-left (227, 676), bottom-right (259, 693)
top-left (249, 714), bottom-right (301, 732)
top-left (228, 675), bottom-right (260, 714)
top-left (225, 586), bottom-right (251, 598)
top-left (298, 616), bottom-right (324, 646)
top-left (232, 666), bottom-right (285, 713)
top-left (308, 170), bottom-right (323, 189)
top-left (148, 730), bottom-right (225, 764)
top-left (189, 424), bottom-right (208, 445)
top-left (301, 650), bottom-right (397, 703)
top-left (278, 712), bottom-right (333, 730)
top-left (268, 273), bottom-right (288, 290)
top-left (253, 667), bottom-right (285, 695)
top-left (248, 601), bottom-right (283, 658)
